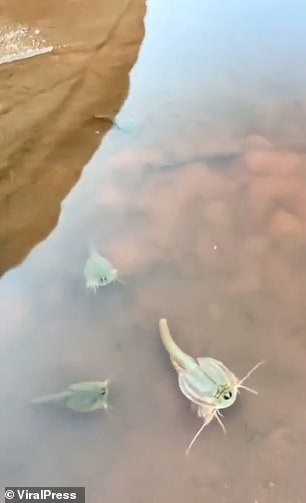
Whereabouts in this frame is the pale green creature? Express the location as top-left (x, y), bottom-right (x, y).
top-left (31, 380), bottom-right (110, 412)
top-left (93, 114), bottom-right (136, 133)
top-left (84, 246), bottom-right (123, 293)
top-left (158, 318), bottom-right (264, 455)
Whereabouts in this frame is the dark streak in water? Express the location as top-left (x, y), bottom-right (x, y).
top-left (142, 152), bottom-right (243, 175)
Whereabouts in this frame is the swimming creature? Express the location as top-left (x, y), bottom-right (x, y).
top-left (31, 380), bottom-right (110, 412)
top-left (158, 318), bottom-right (263, 455)
top-left (84, 246), bottom-right (122, 293)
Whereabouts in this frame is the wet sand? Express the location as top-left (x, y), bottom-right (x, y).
top-left (1, 1), bottom-right (306, 502)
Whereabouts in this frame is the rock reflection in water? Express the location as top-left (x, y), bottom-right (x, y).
top-left (0, 0), bottom-right (146, 278)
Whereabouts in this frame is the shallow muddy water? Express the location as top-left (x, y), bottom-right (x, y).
top-left (1, 1), bottom-right (306, 502)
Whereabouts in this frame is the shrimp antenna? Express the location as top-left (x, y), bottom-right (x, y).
top-left (186, 420), bottom-right (210, 456)
top-left (112, 269), bottom-right (125, 285)
top-left (237, 360), bottom-right (265, 395)
top-left (185, 410), bottom-right (226, 456)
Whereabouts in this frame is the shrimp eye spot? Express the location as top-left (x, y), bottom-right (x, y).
top-left (100, 389), bottom-right (106, 395)
top-left (223, 391), bottom-right (232, 400)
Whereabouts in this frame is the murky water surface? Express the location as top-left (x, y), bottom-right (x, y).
top-left (1, 1), bottom-right (306, 502)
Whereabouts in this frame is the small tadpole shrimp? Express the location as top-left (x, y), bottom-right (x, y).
top-left (31, 380), bottom-right (110, 412)
top-left (158, 318), bottom-right (264, 455)
top-left (84, 246), bottom-right (124, 293)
